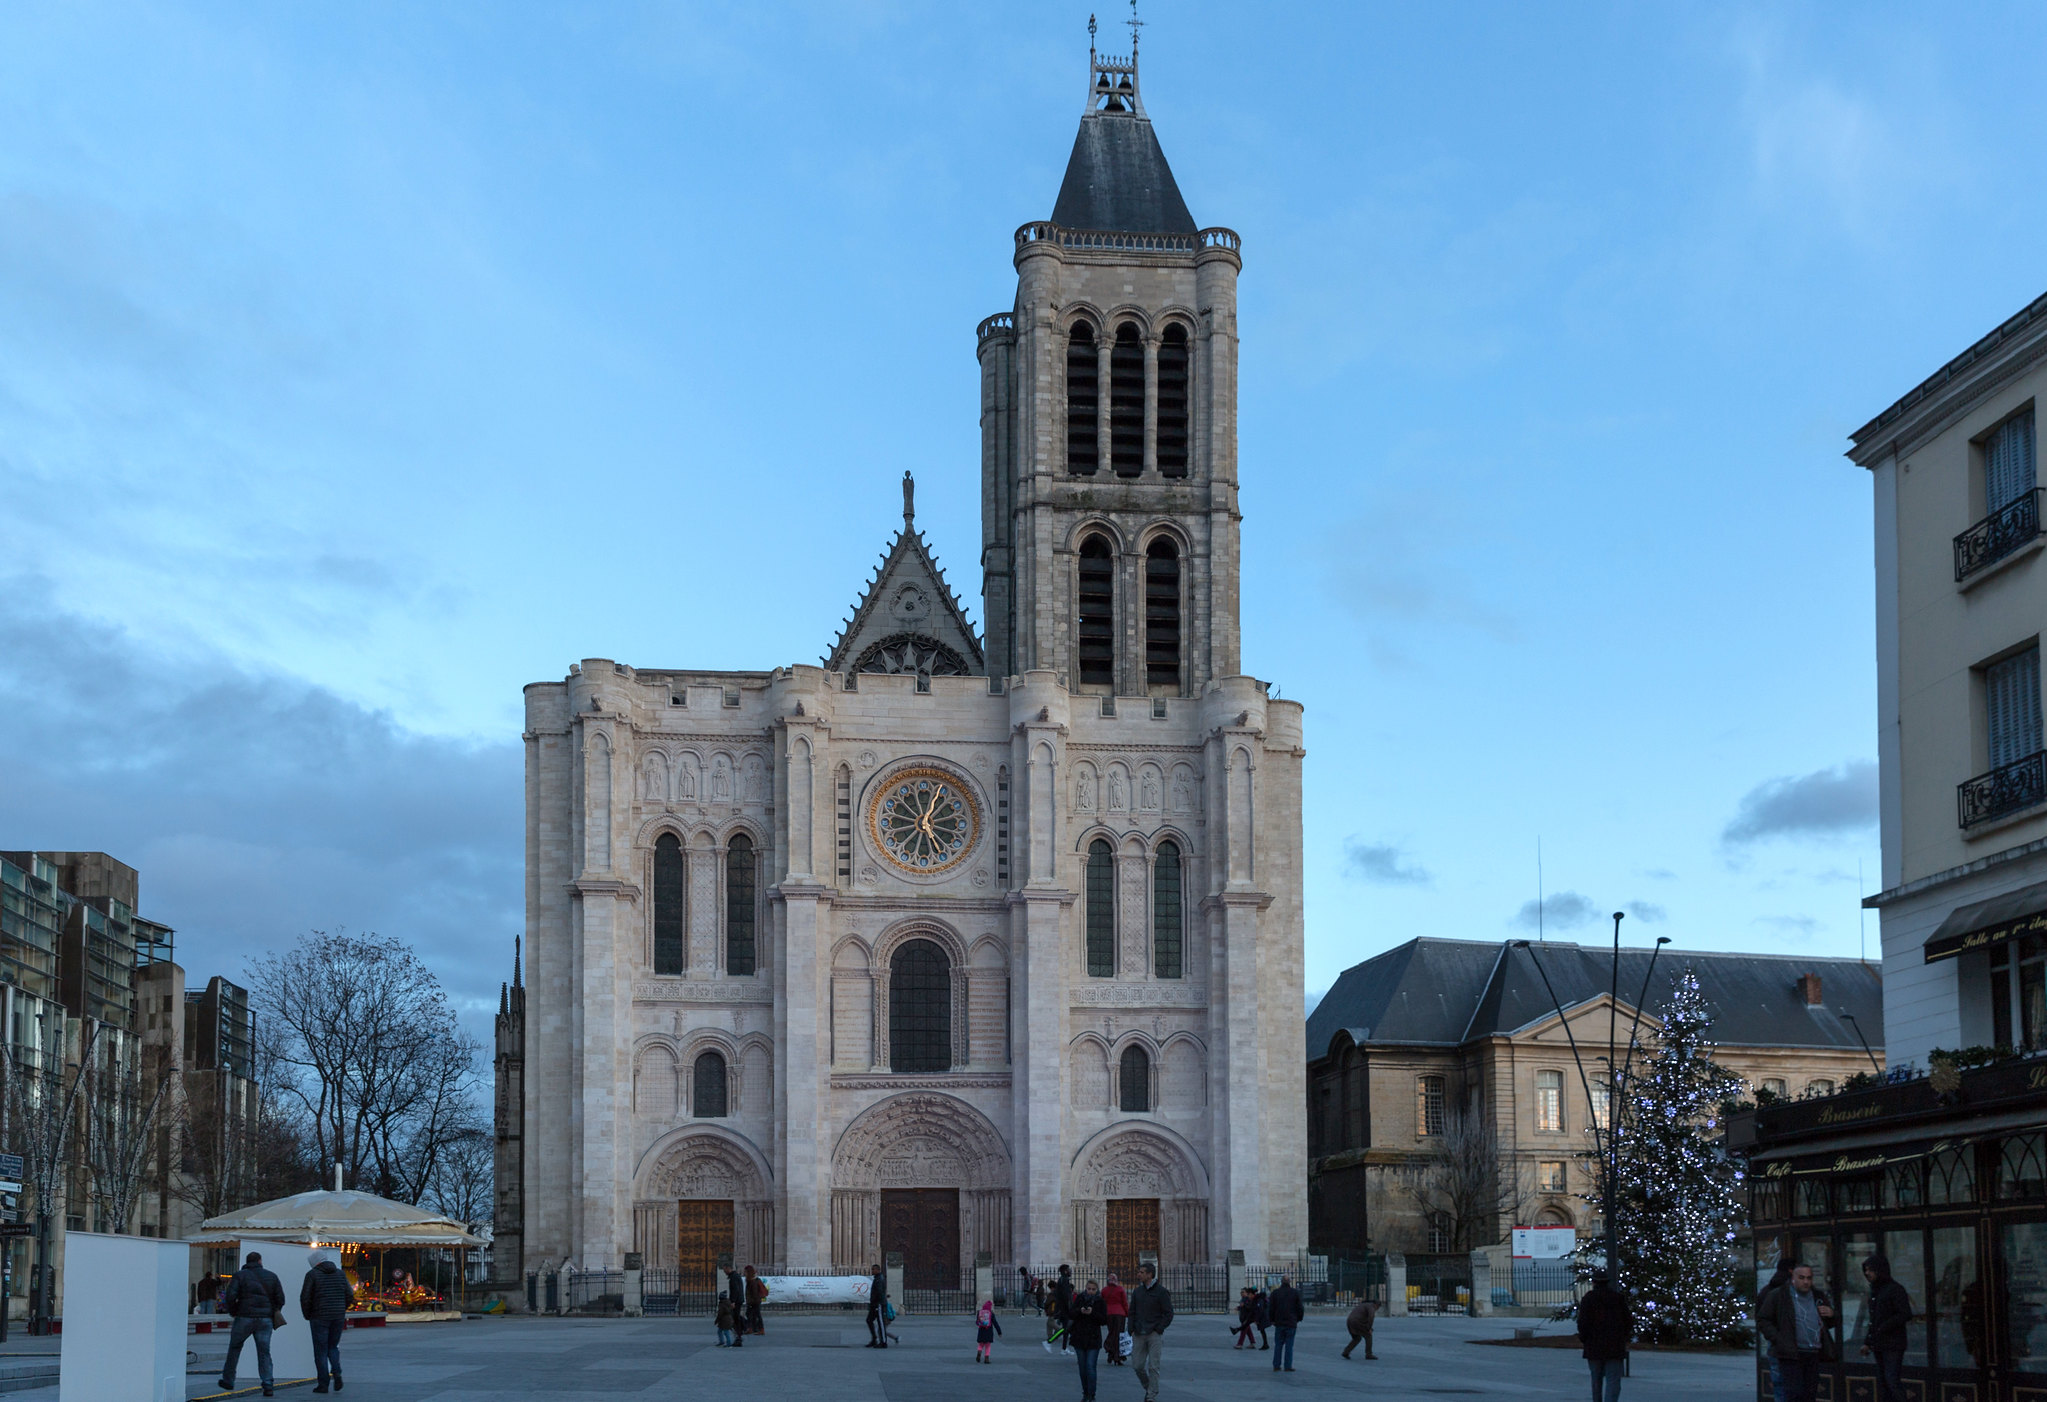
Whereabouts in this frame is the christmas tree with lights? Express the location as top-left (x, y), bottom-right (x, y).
top-left (1583, 967), bottom-right (1750, 1344)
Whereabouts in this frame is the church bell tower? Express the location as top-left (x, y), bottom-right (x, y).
top-left (977, 25), bottom-right (1243, 697)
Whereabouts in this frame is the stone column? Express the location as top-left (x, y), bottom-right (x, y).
top-left (1010, 675), bottom-right (1072, 1263)
top-left (1386, 1253), bottom-right (1407, 1317)
top-left (1142, 335), bottom-right (1159, 476)
top-left (1469, 1249), bottom-right (1491, 1316)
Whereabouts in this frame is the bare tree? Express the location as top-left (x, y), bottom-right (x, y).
top-left (83, 1039), bottom-right (175, 1233)
top-left (1398, 1108), bottom-right (1526, 1252)
top-left (250, 930), bottom-right (481, 1203)
top-left (426, 1125), bottom-right (494, 1227)
top-left (4, 1021), bottom-right (97, 1333)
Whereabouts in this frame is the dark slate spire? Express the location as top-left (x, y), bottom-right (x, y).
top-left (1050, 15), bottom-right (1196, 235)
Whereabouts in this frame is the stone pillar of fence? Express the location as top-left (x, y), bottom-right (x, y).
top-left (1468, 1250), bottom-right (1490, 1316)
top-left (885, 1252), bottom-right (904, 1311)
top-left (1385, 1253), bottom-right (1407, 1317)
top-left (1225, 1249), bottom-right (1245, 1306)
top-left (623, 1254), bottom-right (644, 1318)
top-left (975, 1252), bottom-right (993, 1308)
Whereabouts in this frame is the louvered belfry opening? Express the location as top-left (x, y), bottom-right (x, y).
top-left (653, 832), bottom-right (686, 975)
top-left (1067, 322), bottom-right (1100, 475)
top-left (1077, 534), bottom-right (1116, 688)
top-left (1145, 538), bottom-right (1181, 692)
top-left (1157, 324), bottom-right (1189, 477)
top-left (1110, 322), bottom-right (1145, 477)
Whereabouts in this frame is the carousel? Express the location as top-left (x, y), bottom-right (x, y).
top-left (197, 1184), bottom-right (486, 1322)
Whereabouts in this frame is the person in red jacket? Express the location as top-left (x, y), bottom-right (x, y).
top-left (1101, 1274), bottom-right (1129, 1365)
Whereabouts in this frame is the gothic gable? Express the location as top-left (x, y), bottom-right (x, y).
top-left (825, 473), bottom-right (985, 678)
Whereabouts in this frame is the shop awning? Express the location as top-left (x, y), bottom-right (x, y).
top-left (1923, 879), bottom-right (2047, 963)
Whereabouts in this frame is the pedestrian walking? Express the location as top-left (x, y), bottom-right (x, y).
top-left (725, 1268), bottom-right (746, 1348)
top-left (1232, 1286), bottom-right (1257, 1348)
top-left (974, 1297), bottom-right (1002, 1362)
top-left (1758, 1262), bottom-right (1793, 1402)
top-left (1047, 1263), bottom-right (1075, 1354)
top-left (1267, 1274), bottom-right (1304, 1372)
top-left (743, 1265), bottom-right (767, 1336)
top-left (1341, 1296), bottom-right (1378, 1360)
top-left (715, 1296), bottom-right (737, 1346)
top-left (1576, 1271), bottom-right (1634, 1402)
top-left (1758, 1264), bottom-right (1835, 1402)
top-left (1861, 1254), bottom-right (1914, 1402)
top-left (299, 1249), bottom-right (354, 1394)
top-left (1069, 1281), bottom-right (1106, 1402)
top-left (866, 1262), bottom-right (889, 1349)
top-left (1127, 1263), bottom-right (1173, 1402)
top-left (195, 1272), bottom-right (221, 1315)
top-left (216, 1250), bottom-right (286, 1398)
top-left (1253, 1286), bottom-right (1271, 1349)
top-left (1102, 1272), bottom-right (1128, 1364)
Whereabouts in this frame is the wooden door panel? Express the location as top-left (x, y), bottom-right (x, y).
top-left (881, 1188), bottom-right (959, 1291)
top-left (1106, 1198), bottom-right (1161, 1279)
top-left (676, 1199), bottom-right (735, 1290)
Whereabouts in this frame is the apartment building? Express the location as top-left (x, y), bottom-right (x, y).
top-left (1737, 289), bottom-right (2047, 1400)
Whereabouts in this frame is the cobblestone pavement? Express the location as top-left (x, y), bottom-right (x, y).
top-left (9, 1310), bottom-right (1756, 1400)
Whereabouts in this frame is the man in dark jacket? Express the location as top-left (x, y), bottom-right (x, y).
top-left (1341, 1296), bottom-right (1378, 1360)
top-left (1048, 1264), bottom-right (1076, 1354)
top-left (1758, 1264), bottom-right (1835, 1402)
top-left (1576, 1271), bottom-right (1634, 1402)
top-left (217, 1251), bottom-right (286, 1397)
top-left (1861, 1254), bottom-right (1913, 1402)
top-left (1126, 1264), bottom-right (1173, 1402)
top-left (1267, 1276), bottom-right (1305, 1373)
top-left (299, 1253), bottom-right (354, 1394)
top-left (865, 1263), bottom-right (887, 1348)
top-left (725, 1268), bottom-right (745, 1348)
top-left (1758, 1262), bottom-right (1794, 1402)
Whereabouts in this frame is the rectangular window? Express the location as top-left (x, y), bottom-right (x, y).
top-left (1536, 1069), bottom-right (1563, 1133)
top-left (1416, 1075), bottom-right (1446, 1137)
top-left (1991, 936), bottom-right (2047, 1050)
top-left (1537, 1160), bottom-right (1566, 1193)
top-left (1590, 1075), bottom-right (1611, 1130)
top-left (1988, 645), bottom-right (2043, 769)
top-left (1988, 407), bottom-right (2038, 515)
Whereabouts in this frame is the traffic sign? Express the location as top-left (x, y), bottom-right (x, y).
top-left (0, 1156), bottom-right (22, 1184)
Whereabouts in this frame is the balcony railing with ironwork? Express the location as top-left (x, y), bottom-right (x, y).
top-left (1954, 487), bottom-right (2044, 582)
top-left (1959, 748), bottom-right (2047, 828)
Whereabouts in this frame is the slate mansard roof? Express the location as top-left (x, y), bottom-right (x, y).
top-left (1307, 937), bottom-right (1884, 1060)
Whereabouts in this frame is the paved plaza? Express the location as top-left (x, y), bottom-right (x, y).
top-left (0, 1310), bottom-right (1754, 1401)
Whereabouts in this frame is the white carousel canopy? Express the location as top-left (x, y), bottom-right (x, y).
top-left (195, 1188), bottom-right (485, 1247)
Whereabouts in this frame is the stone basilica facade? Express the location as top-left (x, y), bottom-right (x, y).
top-left (495, 38), bottom-right (1307, 1285)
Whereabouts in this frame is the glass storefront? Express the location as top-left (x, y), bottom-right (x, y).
top-left (1753, 1131), bottom-right (2047, 1399)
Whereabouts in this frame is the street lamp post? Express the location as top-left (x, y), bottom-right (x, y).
top-left (1512, 922), bottom-right (1673, 1286)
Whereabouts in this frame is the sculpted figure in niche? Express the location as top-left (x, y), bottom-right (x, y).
top-left (678, 760), bottom-right (698, 800)
top-left (1076, 767), bottom-right (1096, 812)
top-left (1171, 769), bottom-right (1192, 813)
top-left (1108, 770), bottom-right (1127, 812)
top-left (711, 757), bottom-right (733, 802)
top-left (743, 755), bottom-right (765, 803)
top-left (641, 756), bottom-right (668, 802)
top-left (1140, 769), bottom-right (1161, 812)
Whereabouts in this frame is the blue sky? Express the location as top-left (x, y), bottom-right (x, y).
top-left (3, 2), bottom-right (2037, 1034)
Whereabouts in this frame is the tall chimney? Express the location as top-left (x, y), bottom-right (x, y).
top-left (1799, 974), bottom-right (1823, 1006)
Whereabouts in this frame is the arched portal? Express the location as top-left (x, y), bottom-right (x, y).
top-left (1070, 1123), bottom-right (1211, 1270)
top-left (632, 1127), bottom-right (774, 1284)
top-left (830, 1093), bottom-right (1012, 1283)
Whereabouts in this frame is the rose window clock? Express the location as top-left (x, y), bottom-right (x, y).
top-left (868, 767), bottom-right (979, 875)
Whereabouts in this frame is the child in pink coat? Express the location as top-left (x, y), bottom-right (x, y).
top-left (975, 1298), bottom-right (1003, 1362)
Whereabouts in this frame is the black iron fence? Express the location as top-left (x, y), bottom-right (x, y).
top-left (1509, 1258), bottom-right (1579, 1309)
top-left (1399, 1253), bottom-right (1472, 1314)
